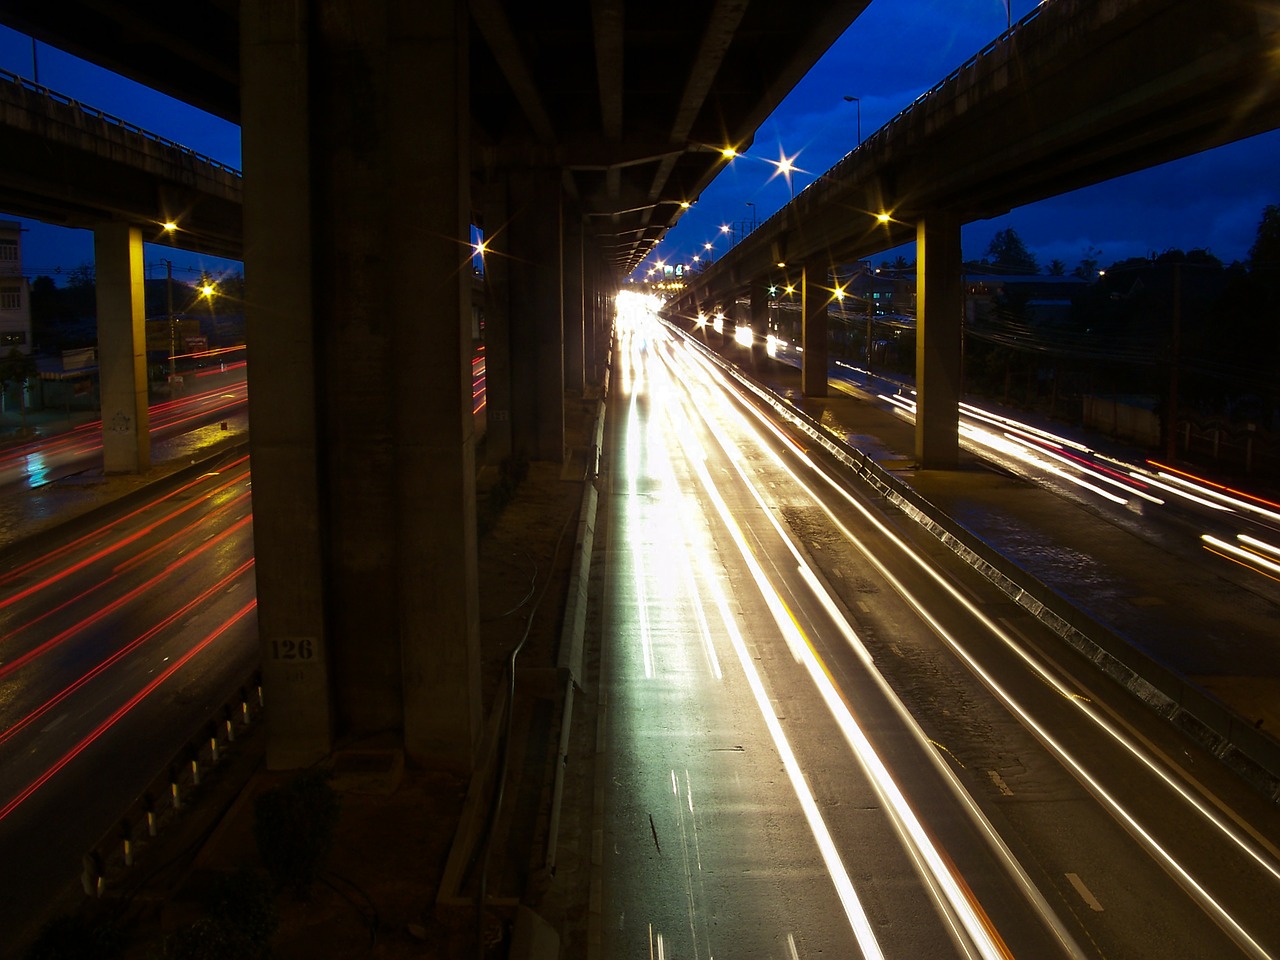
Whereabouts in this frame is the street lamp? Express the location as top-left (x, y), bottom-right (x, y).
top-left (159, 258), bottom-right (176, 385)
top-left (843, 95), bottom-right (861, 144)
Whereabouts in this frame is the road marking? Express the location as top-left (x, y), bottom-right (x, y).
top-left (987, 769), bottom-right (1014, 796)
top-left (1066, 872), bottom-right (1104, 911)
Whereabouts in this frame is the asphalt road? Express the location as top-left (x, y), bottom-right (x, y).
top-left (0, 446), bottom-right (258, 946)
top-left (593, 314), bottom-right (1280, 958)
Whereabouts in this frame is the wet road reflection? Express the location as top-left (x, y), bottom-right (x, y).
top-left (595, 296), bottom-right (1280, 959)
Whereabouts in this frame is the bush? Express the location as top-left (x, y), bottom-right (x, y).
top-left (253, 769), bottom-right (341, 898)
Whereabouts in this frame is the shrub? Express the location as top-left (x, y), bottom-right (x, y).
top-left (253, 768), bottom-right (341, 898)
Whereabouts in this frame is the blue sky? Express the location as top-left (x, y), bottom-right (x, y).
top-left (1, 2), bottom-right (1276, 284)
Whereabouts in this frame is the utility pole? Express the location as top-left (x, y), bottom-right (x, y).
top-left (161, 258), bottom-right (176, 389)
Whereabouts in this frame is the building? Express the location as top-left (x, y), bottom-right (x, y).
top-left (0, 220), bottom-right (32, 354)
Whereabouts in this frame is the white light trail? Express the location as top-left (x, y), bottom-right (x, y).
top-left (668, 326), bottom-right (1280, 958)
top-left (1202, 535), bottom-right (1280, 579)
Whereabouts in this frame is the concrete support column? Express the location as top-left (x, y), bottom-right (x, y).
top-left (582, 260), bottom-right (598, 387)
top-left (242, 0), bottom-right (480, 772)
top-left (241, 0), bottom-right (332, 770)
top-left (749, 282), bottom-right (769, 366)
top-left (508, 167), bottom-right (564, 462)
top-left (916, 210), bottom-right (963, 469)
top-left (801, 261), bottom-right (829, 397)
top-left (94, 222), bottom-right (149, 474)
top-left (563, 214), bottom-right (585, 396)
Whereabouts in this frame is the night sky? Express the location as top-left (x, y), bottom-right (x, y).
top-left (1, 1), bottom-right (1276, 286)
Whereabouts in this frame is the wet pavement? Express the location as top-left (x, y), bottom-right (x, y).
top-left (727, 342), bottom-right (1280, 770)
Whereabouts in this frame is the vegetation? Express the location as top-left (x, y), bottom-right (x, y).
top-left (959, 206), bottom-right (1280, 445)
top-left (0, 346), bottom-right (40, 427)
top-left (253, 768), bottom-right (341, 898)
top-left (160, 870), bottom-right (277, 960)
top-left (28, 264), bottom-right (245, 356)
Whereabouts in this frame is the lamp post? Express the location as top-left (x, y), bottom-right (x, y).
top-left (160, 258), bottom-right (176, 385)
top-left (843, 95), bottom-right (861, 144)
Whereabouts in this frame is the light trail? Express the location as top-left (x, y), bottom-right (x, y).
top-left (0, 459), bottom-right (250, 605)
top-left (0, 599), bottom-right (257, 824)
top-left (0, 558), bottom-right (255, 747)
top-left (652, 335), bottom-right (1013, 960)
top-left (672, 334), bottom-right (1280, 957)
top-left (660, 338), bottom-right (1068, 959)
top-left (1201, 534), bottom-right (1280, 581)
top-left (0, 513), bottom-right (254, 684)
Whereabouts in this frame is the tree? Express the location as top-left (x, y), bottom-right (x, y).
top-left (1046, 259), bottom-right (1066, 276)
top-left (1248, 203), bottom-right (1280, 306)
top-left (983, 227), bottom-right (1038, 274)
top-left (0, 347), bottom-right (39, 429)
top-left (1073, 244), bottom-right (1103, 280)
top-left (1248, 204), bottom-right (1280, 268)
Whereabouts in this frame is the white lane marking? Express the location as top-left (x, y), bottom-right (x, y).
top-left (1066, 872), bottom-right (1104, 912)
top-left (988, 770), bottom-right (1014, 796)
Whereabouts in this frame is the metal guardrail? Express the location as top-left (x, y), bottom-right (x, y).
top-left (80, 671), bottom-right (263, 898)
top-left (0, 66), bottom-right (242, 178)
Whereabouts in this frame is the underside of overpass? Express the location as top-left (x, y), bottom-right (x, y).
top-left (0, 0), bottom-right (868, 771)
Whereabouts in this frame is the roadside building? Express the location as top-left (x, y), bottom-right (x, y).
top-left (0, 219), bottom-right (32, 353)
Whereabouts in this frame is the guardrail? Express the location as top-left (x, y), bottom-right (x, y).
top-left (664, 317), bottom-right (1280, 804)
top-left (0, 66), bottom-right (242, 178)
top-left (79, 671), bottom-right (263, 899)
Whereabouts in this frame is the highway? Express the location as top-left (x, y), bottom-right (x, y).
top-left (0, 445), bottom-right (258, 943)
top-left (596, 301), bottom-right (1280, 958)
top-left (0, 372), bottom-right (248, 491)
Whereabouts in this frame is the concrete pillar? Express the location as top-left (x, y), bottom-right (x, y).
top-left (916, 211), bottom-right (963, 469)
top-left (241, 0), bottom-right (332, 770)
top-left (564, 214), bottom-right (585, 396)
top-left (94, 222), bottom-right (149, 474)
top-left (242, 0), bottom-right (480, 772)
top-left (749, 282), bottom-right (769, 367)
top-left (801, 261), bottom-right (829, 397)
top-left (582, 260), bottom-right (598, 388)
top-left (509, 167), bottom-right (564, 462)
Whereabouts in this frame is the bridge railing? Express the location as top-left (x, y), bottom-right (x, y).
top-left (0, 67), bottom-right (242, 178)
top-left (764, 0), bottom-right (1056, 227)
